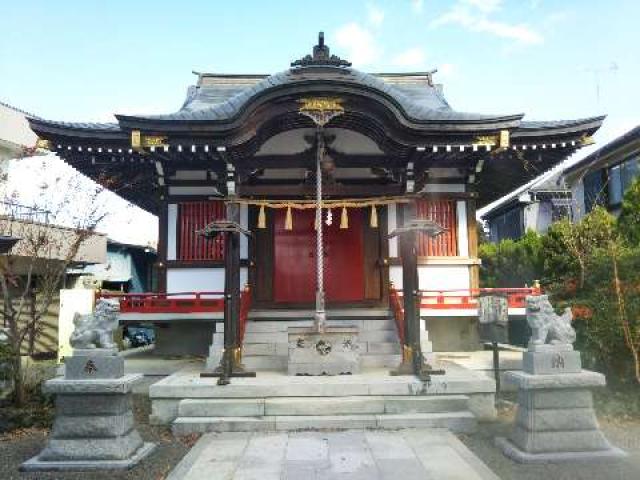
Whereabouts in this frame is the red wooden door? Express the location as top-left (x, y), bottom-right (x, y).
top-left (324, 209), bottom-right (364, 302)
top-left (272, 208), bottom-right (365, 304)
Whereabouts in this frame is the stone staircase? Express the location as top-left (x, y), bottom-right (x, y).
top-left (171, 394), bottom-right (477, 435)
top-left (240, 309), bottom-right (403, 371)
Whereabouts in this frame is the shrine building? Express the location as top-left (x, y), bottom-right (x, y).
top-left (29, 34), bottom-right (603, 363)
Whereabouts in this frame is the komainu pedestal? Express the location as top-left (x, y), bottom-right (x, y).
top-left (288, 326), bottom-right (359, 375)
top-left (496, 295), bottom-right (626, 463)
top-left (22, 307), bottom-right (156, 471)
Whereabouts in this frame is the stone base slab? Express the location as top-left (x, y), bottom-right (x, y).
top-left (523, 350), bottom-right (581, 375)
top-left (21, 442), bottom-right (156, 472)
top-left (504, 370), bottom-right (605, 390)
top-left (518, 389), bottom-right (593, 410)
top-left (40, 429), bottom-right (144, 461)
top-left (44, 374), bottom-right (143, 395)
top-left (509, 424), bottom-right (610, 453)
top-left (496, 437), bottom-right (626, 464)
top-left (515, 406), bottom-right (598, 432)
top-left (65, 354), bottom-right (124, 380)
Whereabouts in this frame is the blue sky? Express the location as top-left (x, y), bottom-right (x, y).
top-left (2, 0), bottom-right (639, 243)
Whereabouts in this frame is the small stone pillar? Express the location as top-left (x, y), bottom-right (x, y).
top-left (21, 349), bottom-right (155, 471)
top-left (496, 295), bottom-right (626, 463)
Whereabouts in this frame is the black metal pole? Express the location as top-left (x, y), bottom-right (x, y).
top-left (218, 202), bottom-right (241, 385)
top-left (492, 341), bottom-right (501, 397)
top-left (391, 202), bottom-right (445, 380)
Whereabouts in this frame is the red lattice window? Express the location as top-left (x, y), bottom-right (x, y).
top-left (177, 201), bottom-right (225, 261)
top-left (416, 199), bottom-right (458, 256)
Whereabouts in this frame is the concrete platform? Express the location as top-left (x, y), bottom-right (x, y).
top-left (149, 362), bottom-right (497, 432)
top-left (167, 429), bottom-right (500, 480)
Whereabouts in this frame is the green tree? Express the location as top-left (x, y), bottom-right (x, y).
top-left (618, 176), bottom-right (640, 246)
top-left (479, 230), bottom-right (543, 288)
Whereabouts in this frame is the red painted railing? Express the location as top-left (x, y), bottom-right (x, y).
top-left (239, 286), bottom-right (251, 342)
top-left (419, 287), bottom-right (541, 310)
top-left (98, 291), bottom-right (225, 314)
top-left (389, 284), bottom-right (405, 343)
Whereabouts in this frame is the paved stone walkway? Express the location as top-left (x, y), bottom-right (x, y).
top-left (167, 429), bottom-right (500, 480)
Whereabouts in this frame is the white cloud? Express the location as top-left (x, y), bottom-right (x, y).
top-left (411, 0), bottom-right (424, 13)
top-left (334, 23), bottom-right (379, 66)
top-left (392, 47), bottom-right (427, 68)
top-left (367, 4), bottom-right (385, 27)
top-left (432, 1), bottom-right (543, 46)
top-left (464, 0), bottom-right (502, 13)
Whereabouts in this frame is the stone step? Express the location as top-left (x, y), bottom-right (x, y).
top-left (179, 399), bottom-right (264, 417)
top-left (362, 341), bottom-right (401, 355)
top-left (357, 329), bottom-right (399, 343)
top-left (242, 341), bottom-right (401, 356)
top-left (172, 412), bottom-right (477, 435)
top-left (248, 309), bottom-right (392, 320)
top-left (241, 355), bottom-right (287, 371)
top-left (384, 395), bottom-right (470, 414)
top-left (360, 354), bottom-right (402, 368)
top-left (244, 319), bottom-right (396, 334)
top-left (243, 332), bottom-right (288, 344)
top-left (177, 395), bottom-right (472, 419)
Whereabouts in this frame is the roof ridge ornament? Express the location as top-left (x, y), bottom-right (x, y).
top-left (291, 32), bottom-right (352, 68)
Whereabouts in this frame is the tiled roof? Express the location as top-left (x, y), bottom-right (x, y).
top-left (119, 67), bottom-right (516, 124)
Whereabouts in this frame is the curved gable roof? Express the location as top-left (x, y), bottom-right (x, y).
top-left (116, 66), bottom-right (521, 128)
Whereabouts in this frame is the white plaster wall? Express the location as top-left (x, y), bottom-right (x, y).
top-left (389, 265), bottom-right (403, 289)
top-left (418, 265), bottom-right (470, 292)
top-left (523, 203), bottom-right (538, 232)
top-left (167, 268), bottom-right (224, 294)
top-left (167, 267), bottom-right (249, 294)
top-left (456, 201), bottom-right (469, 257)
top-left (388, 203), bottom-right (398, 258)
top-left (572, 182), bottom-right (586, 220)
top-left (167, 204), bottom-right (177, 261)
top-left (168, 186), bottom-right (220, 196)
top-left (535, 202), bottom-right (554, 234)
top-left (422, 184), bottom-right (465, 193)
top-left (58, 289), bottom-right (94, 361)
top-left (390, 265), bottom-right (470, 291)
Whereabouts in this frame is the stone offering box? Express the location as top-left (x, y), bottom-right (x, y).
top-left (288, 326), bottom-right (359, 375)
top-left (21, 349), bottom-right (155, 471)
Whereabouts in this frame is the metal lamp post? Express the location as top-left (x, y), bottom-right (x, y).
top-left (388, 212), bottom-right (447, 381)
top-left (198, 216), bottom-right (255, 385)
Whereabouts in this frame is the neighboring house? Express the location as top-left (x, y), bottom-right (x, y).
top-left (563, 126), bottom-right (640, 219)
top-left (68, 239), bottom-right (157, 293)
top-left (479, 168), bottom-right (572, 242)
top-left (0, 197), bottom-right (106, 358)
top-left (0, 101), bottom-right (42, 181)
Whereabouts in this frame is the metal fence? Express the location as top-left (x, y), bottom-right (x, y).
top-left (0, 200), bottom-right (50, 224)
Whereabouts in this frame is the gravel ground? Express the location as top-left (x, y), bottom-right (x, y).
top-left (0, 395), bottom-right (193, 480)
top-left (459, 404), bottom-right (640, 480)
top-left (2, 396), bottom-right (640, 479)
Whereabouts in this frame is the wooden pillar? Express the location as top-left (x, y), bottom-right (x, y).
top-left (156, 194), bottom-right (168, 293)
top-left (401, 202), bottom-right (419, 363)
top-left (466, 198), bottom-right (480, 290)
top-left (226, 202), bottom-right (241, 356)
top-left (391, 201), bottom-right (445, 380)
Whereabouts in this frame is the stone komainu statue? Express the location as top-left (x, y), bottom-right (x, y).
top-left (525, 294), bottom-right (576, 346)
top-left (69, 298), bottom-right (120, 349)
